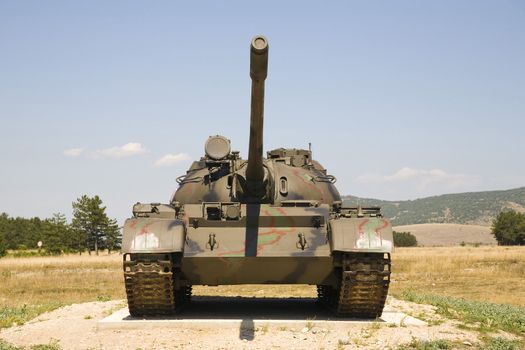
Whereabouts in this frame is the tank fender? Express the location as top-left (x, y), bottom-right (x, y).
top-left (122, 218), bottom-right (186, 254)
top-left (328, 217), bottom-right (393, 253)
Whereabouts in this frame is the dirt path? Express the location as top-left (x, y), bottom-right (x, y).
top-left (0, 297), bottom-right (483, 349)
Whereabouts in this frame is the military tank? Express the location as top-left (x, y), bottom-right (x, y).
top-left (122, 35), bottom-right (393, 318)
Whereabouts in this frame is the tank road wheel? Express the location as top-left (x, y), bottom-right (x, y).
top-left (123, 253), bottom-right (186, 317)
top-left (183, 285), bottom-right (193, 303)
top-left (175, 285), bottom-right (193, 306)
top-left (318, 252), bottom-right (391, 318)
top-left (316, 285), bottom-right (338, 307)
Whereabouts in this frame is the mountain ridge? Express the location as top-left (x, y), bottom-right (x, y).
top-left (342, 186), bottom-right (525, 226)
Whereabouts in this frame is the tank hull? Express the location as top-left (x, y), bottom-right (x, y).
top-left (122, 203), bottom-right (393, 317)
top-left (181, 257), bottom-right (336, 285)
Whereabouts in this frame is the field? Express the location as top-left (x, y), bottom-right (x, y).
top-left (393, 224), bottom-right (495, 246)
top-left (391, 246), bottom-right (524, 306)
top-left (0, 246), bottom-right (523, 312)
top-left (0, 247), bottom-right (524, 349)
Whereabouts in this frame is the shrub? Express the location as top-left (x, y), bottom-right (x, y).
top-left (491, 210), bottom-right (525, 245)
top-left (393, 231), bottom-right (418, 247)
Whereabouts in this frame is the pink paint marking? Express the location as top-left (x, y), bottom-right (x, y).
top-left (217, 209), bottom-right (297, 256)
top-left (374, 219), bottom-right (390, 245)
top-left (358, 219), bottom-right (369, 240)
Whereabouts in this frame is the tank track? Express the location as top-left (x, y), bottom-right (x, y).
top-left (123, 253), bottom-right (191, 317)
top-left (318, 252), bottom-right (391, 318)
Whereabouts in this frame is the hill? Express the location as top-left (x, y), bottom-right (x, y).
top-left (343, 187), bottom-right (525, 226)
top-left (392, 224), bottom-right (495, 246)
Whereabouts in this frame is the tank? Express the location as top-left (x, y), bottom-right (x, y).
top-left (122, 35), bottom-right (393, 318)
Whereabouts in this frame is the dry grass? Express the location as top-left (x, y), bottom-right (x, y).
top-left (390, 246), bottom-right (525, 306)
top-left (0, 246), bottom-right (523, 311)
top-left (0, 254), bottom-right (124, 309)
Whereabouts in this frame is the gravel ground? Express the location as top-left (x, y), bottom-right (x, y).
top-left (0, 297), bottom-right (483, 350)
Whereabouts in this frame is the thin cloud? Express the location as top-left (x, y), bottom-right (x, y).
top-left (356, 167), bottom-right (480, 191)
top-left (63, 147), bottom-right (85, 157)
top-left (95, 142), bottom-right (147, 158)
top-left (155, 153), bottom-right (191, 167)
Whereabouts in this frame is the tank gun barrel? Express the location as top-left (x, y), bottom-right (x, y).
top-left (246, 35), bottom-right (268, 183)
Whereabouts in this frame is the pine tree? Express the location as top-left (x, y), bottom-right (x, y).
top-left (105, 218), bottom-right (122, 254)
top-left (72, 195), bottom-right (119, 255)
top-left (42, 213), bottom-right (69, 255)
top-left (71, 197), bottom-right (89, 254)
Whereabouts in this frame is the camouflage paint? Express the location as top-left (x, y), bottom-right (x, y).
top-left (183, 204), bottom-right (331, 258)
top-left (122, 217), bottom-right (185, 254)
top-left (329, 217), bottom-right (393, 253)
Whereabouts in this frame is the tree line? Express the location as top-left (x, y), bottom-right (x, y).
top-left (0, 195), bottom-right (121, 257)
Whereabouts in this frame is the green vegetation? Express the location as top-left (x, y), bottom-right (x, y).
top-left (401, 290), bottom-right (525, 334)
top-left (0, 195), bottom-right (121, 257)
top-left (481, 337), bottom-right (523, 350)
top-left (393, 231), bottom-right (418, 247)
top-left (0, 213), bottom-right (45, 252)
top-left (0, 231), bottom-right (6, 258)
top-left (343, 187), bottom-right (525, 226)
top-left (41, 214), bottom-right (69, 255)
top-left (0, 340), bottom-right (61, 350)
top-left (396, 338), bottom-right (452, 350)
top-left (0, 303), bottom-right (63, 329)
top-left (491, 210), bottom-right (525, 245)
top-left (71, 195), bottom-right (121, 255)
top-left (397, 337), bottom-right (523, 350)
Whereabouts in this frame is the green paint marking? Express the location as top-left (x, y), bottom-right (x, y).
top-left (257, 233), bottom-right (279, 245)
top-left (359, 217), bottom-right (386, 249)
top-left (301, 173), bottom-right (314, 182)
top-left (264, 206), bottom-right (282, 215)
top-left (133, 219), bottom-right (150, 231)
top-left (363, 217), bottom-right (382, 233)
top-left (263, 206), bottom-right (294, 226)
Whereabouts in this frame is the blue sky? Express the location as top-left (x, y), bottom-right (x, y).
top-left (1, 1), bottom-right (524, 223)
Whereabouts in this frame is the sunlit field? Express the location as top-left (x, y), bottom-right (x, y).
top-left (0, 254), bottom-right (124, 308)
top-left (0, 246), bottom-right (523, 311)
top-left (390, 246), bottom-right (525, 306)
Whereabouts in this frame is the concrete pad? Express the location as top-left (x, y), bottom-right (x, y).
top-left (98, 297), bottom-right (426, 330)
